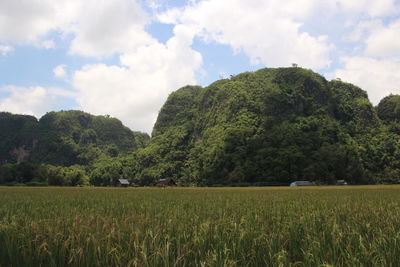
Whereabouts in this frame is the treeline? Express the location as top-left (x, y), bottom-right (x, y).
top-left (0, 162), bottom-right (88, 186)
top-left (0, 156), bottom-right (136, 186)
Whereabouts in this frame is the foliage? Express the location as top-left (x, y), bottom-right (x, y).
top-left (0, 110), bottom-right (150, 166)
top-left (377, 94), bottom-right (400, 135)
top-left (0, 112), bottom-right (39, 164)
top-left (376, 94), bottom-right (400, 123)
top-left (138, 67), bottom-right (400, 185)
top-left (1, 68), bottom-right (400, 186)
top-left (0, 163), bottom-right (89, 186)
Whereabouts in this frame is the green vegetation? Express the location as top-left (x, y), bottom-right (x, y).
top-left (1, 186), bottom-right (400, 266)
top-left (0, 110), bottom-right (151, 186)
top-left (0, 110), bottom-right (149, 166)
top-left (377, 94), bottom-right (400, 135)
top-left (136, 68), bottom-right (400, 186)
top-left (0, 113), bottom-right (39, 164)
top-left (0, 162), bottom-right (88, 186)
top-left (1, 67), bottom-right (400, 186)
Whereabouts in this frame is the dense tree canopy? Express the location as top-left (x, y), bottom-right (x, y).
top-left (1, 68), bottom-right (399, 186)
top-left (0, 110), bottom-right (149, 166)
top-left (135, 68), bottom-right (400, 186)
top-left (0, 113), bottom-right (39, 164)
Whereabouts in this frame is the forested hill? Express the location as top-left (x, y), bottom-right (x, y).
top-left (1, 67), bottom-right (400, 186)
top-left (133, 67), bottom-right (400, 186)
top-left (0, 110), bottom-right (150, 166)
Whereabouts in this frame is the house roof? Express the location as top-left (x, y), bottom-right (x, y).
top-left (118, 179), bottom-right (130, 185)
top-left (155, 178), bottom-right (176, 185)
top-left (290, 181), bottom-right (315, 186)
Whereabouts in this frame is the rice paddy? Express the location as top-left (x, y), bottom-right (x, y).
top-left (1, 186), bottom-right (400, 266)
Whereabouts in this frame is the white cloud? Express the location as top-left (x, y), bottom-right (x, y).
top-left (365, 19), bottom-right (400, 58)
top-left (0, 0), bottom-right (58, 44)
top-left (335, 0), bottom-right (400, 17)
top-left (0, 45), bottom-right (13, 55)
top-left (158, 0), bottom-right (333, 70)
top-left (0, 86), bottom-right (68, 117)
top-left (0, 0), bottom-right (399, 60)
top-left (73, 25), bottom-right (202, 133)
top-left (0, 0), bottom-right (154, 57)
top-left (41, 40), bottom-right (55, 49)
top-left (0, 0), bottom-right (203, 132)
top-left (156, 0), bottom-right (400, 71)
top-left (0, 0), bottom-right (337, 65)
top-left (332, 14), bottom-right (400, 106)
top-left (2, 0), bottom-right (400, 133)
top-left (146, 0), bottom-right (161, 10)
top-left (53, 64), bottom-right (67, 79)
top-left (345, 20), bottom-right (383, 43)
top-left (334, 57), bottom-right (400, 105)
top-left (68, 0), bottom-right (154, 57)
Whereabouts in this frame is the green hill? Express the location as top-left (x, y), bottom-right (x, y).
top-left (134, 67), bottom-right (400, 185)
top-left (376, 94), bottom-right (400, 134)
top-left (0, 110), bottom-right (149, 166)
top-left (0, 113), bottom-right (39, 164)
top-left (2, 68), bottom-right (399, 186)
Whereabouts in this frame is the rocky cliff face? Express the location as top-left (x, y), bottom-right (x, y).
top-left (10, 140), bottom-right (38, 163)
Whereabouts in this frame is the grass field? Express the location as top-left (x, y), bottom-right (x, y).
top-left (1, 186), bottom-right (400, 266)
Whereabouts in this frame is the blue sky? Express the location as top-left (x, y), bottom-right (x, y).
top-left (1, 0), bottom-right (400, 133)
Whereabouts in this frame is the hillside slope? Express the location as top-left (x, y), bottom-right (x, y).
top-left (0, 113), bottom-right (39, 164)
top-left (135, 67), bottom-right (399, 185)
top-left (0, 110), bottom-right (149, 165)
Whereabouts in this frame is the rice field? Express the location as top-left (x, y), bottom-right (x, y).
top-left (1, 186), bottom-right (400, 266)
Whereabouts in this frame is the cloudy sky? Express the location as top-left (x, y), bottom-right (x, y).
top-left (0, 0), bottom-right (400, 133)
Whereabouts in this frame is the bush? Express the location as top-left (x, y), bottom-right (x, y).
top-left (25, 181), bottom-right (48, 187)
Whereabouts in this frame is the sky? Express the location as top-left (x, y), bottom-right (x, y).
top-left (0, 0), bottom-right (400, 133)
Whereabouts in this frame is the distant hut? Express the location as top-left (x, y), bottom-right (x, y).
top-left (290, 181), bottom-right (315, 187)
top-left (154, 178), bottom-right (177, 187)
top-left (117, 179), bottom-right (130, 187)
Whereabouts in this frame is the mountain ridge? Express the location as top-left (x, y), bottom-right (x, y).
top-left (1, 67), bottom-right (400, 186)
top-left (0, 110), bottom-right (149, 165)
top-left (135, 67), bottom-right (400, 185)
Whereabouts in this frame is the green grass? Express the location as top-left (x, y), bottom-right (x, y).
top-left (1, 186), bottom-right (400, 266)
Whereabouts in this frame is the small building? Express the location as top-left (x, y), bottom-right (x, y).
top-left (154, 178), bottom-right (177, 187)
top-left (290, 181), bottom-right (315, 187)
top-left (117, 179), bottom-right (130, 187)
top-left (336, 180), bottom-right (348, 185)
